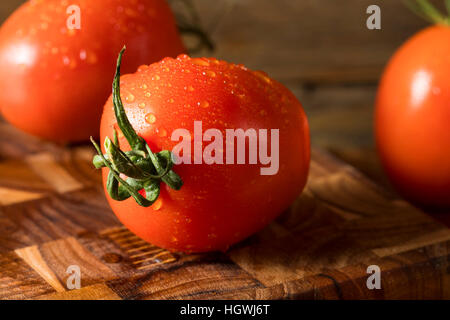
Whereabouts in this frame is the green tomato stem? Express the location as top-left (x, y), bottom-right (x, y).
top-left (90, 48), bottom-right (183, 207)
top-left (405, 0), bottom-right (450, 25)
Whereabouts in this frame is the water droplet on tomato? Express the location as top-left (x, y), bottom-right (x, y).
top-left (156, 127), bottom-right (167, 137)
top-left (153, 199), bottom-right (163, 210)
top-left (79, 49), bottom-right (87, 60)
top-left (125, 93), bottom-right (135, 102)
top-left (62, 56), bottom-right (70, 66)
top-left (138, 65), bottom-right (148, 72)
top-left (145, 92), bottom-right (151, 97)
top-left (237, 64), bottom-right (247, 71)
top-left (177, 54), bottom-right (189, 61)
top-left (206, 70), bottom-right (216, 78)
top-left (198, 101), bottom-right (210, 108)
top-left (254, 71), bottom-right (271, 84)
top-left (192, 58), bottom-right (210, 67)
top-left (145, 113), bottom-right (156, 124)
top-left (139, 102), bottom-right (146, 109)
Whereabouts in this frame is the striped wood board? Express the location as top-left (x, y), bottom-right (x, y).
top-left (0, 121), bottom-right (449, 300)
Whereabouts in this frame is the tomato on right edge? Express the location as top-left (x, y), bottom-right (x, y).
top-left (375, 25), bottom-right (450, 208)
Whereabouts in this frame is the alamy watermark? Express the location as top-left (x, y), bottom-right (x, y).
top-left (366, 265), bottom-right (381, 290)
top-left (66, 265), bottom-right (81, 290)
top-left (366, 5), bottom-right (381, 30)
top-left (66, 4), bottom-right (81, 30)
top-left (171, 121), bottom-right (279, 176)
top-left (64, 4), bottom-right (381, 32)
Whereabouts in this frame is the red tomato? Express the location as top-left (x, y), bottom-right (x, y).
top-left (99, 54), bottom-right (310, 252)
top-left (0, 0), bottom-right (184, 143)
top-left (376, 25), bottom-right (450, 208)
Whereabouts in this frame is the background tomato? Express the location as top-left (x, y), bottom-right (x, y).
top-left (375, 25), bottom-right (450, 209)
top-left (0, 0), bottom-right (184, 143)
top-left (100, 54), bottom-right (310, 252)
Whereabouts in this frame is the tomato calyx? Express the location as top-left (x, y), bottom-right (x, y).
top-left (91, 47), bottom-right (183, 207)
top-left (406, 0), bottom-right (450, 25)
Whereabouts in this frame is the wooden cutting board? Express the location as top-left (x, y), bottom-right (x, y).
top-left (0, 121), bottom-right (449, 300)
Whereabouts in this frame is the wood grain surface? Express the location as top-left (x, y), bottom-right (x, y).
top-left (0, 121), bottom-right (449, 300)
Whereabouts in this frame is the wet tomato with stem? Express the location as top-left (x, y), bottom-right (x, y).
top-left (93, 48), bottom-right (310, 253)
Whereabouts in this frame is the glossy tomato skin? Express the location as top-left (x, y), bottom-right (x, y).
top-left (100, 55), bottom-right (310, 252)
top-left (0, 0), bottom-right (184, 143)
top-left (376, 25), bottom-right (450, 208)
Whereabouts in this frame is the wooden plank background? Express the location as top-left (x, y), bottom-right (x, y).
top-left (0, 123), bottom-right (449, 299)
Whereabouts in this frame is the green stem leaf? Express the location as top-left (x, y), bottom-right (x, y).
top-left (112, 47), bottom-right (147, 152)
top-left (90, 49), bottom-right (183, 208)
top-left (91, 137), bottom-right (154, 207)
top-left (405, 0), bottom-right (449, 25)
